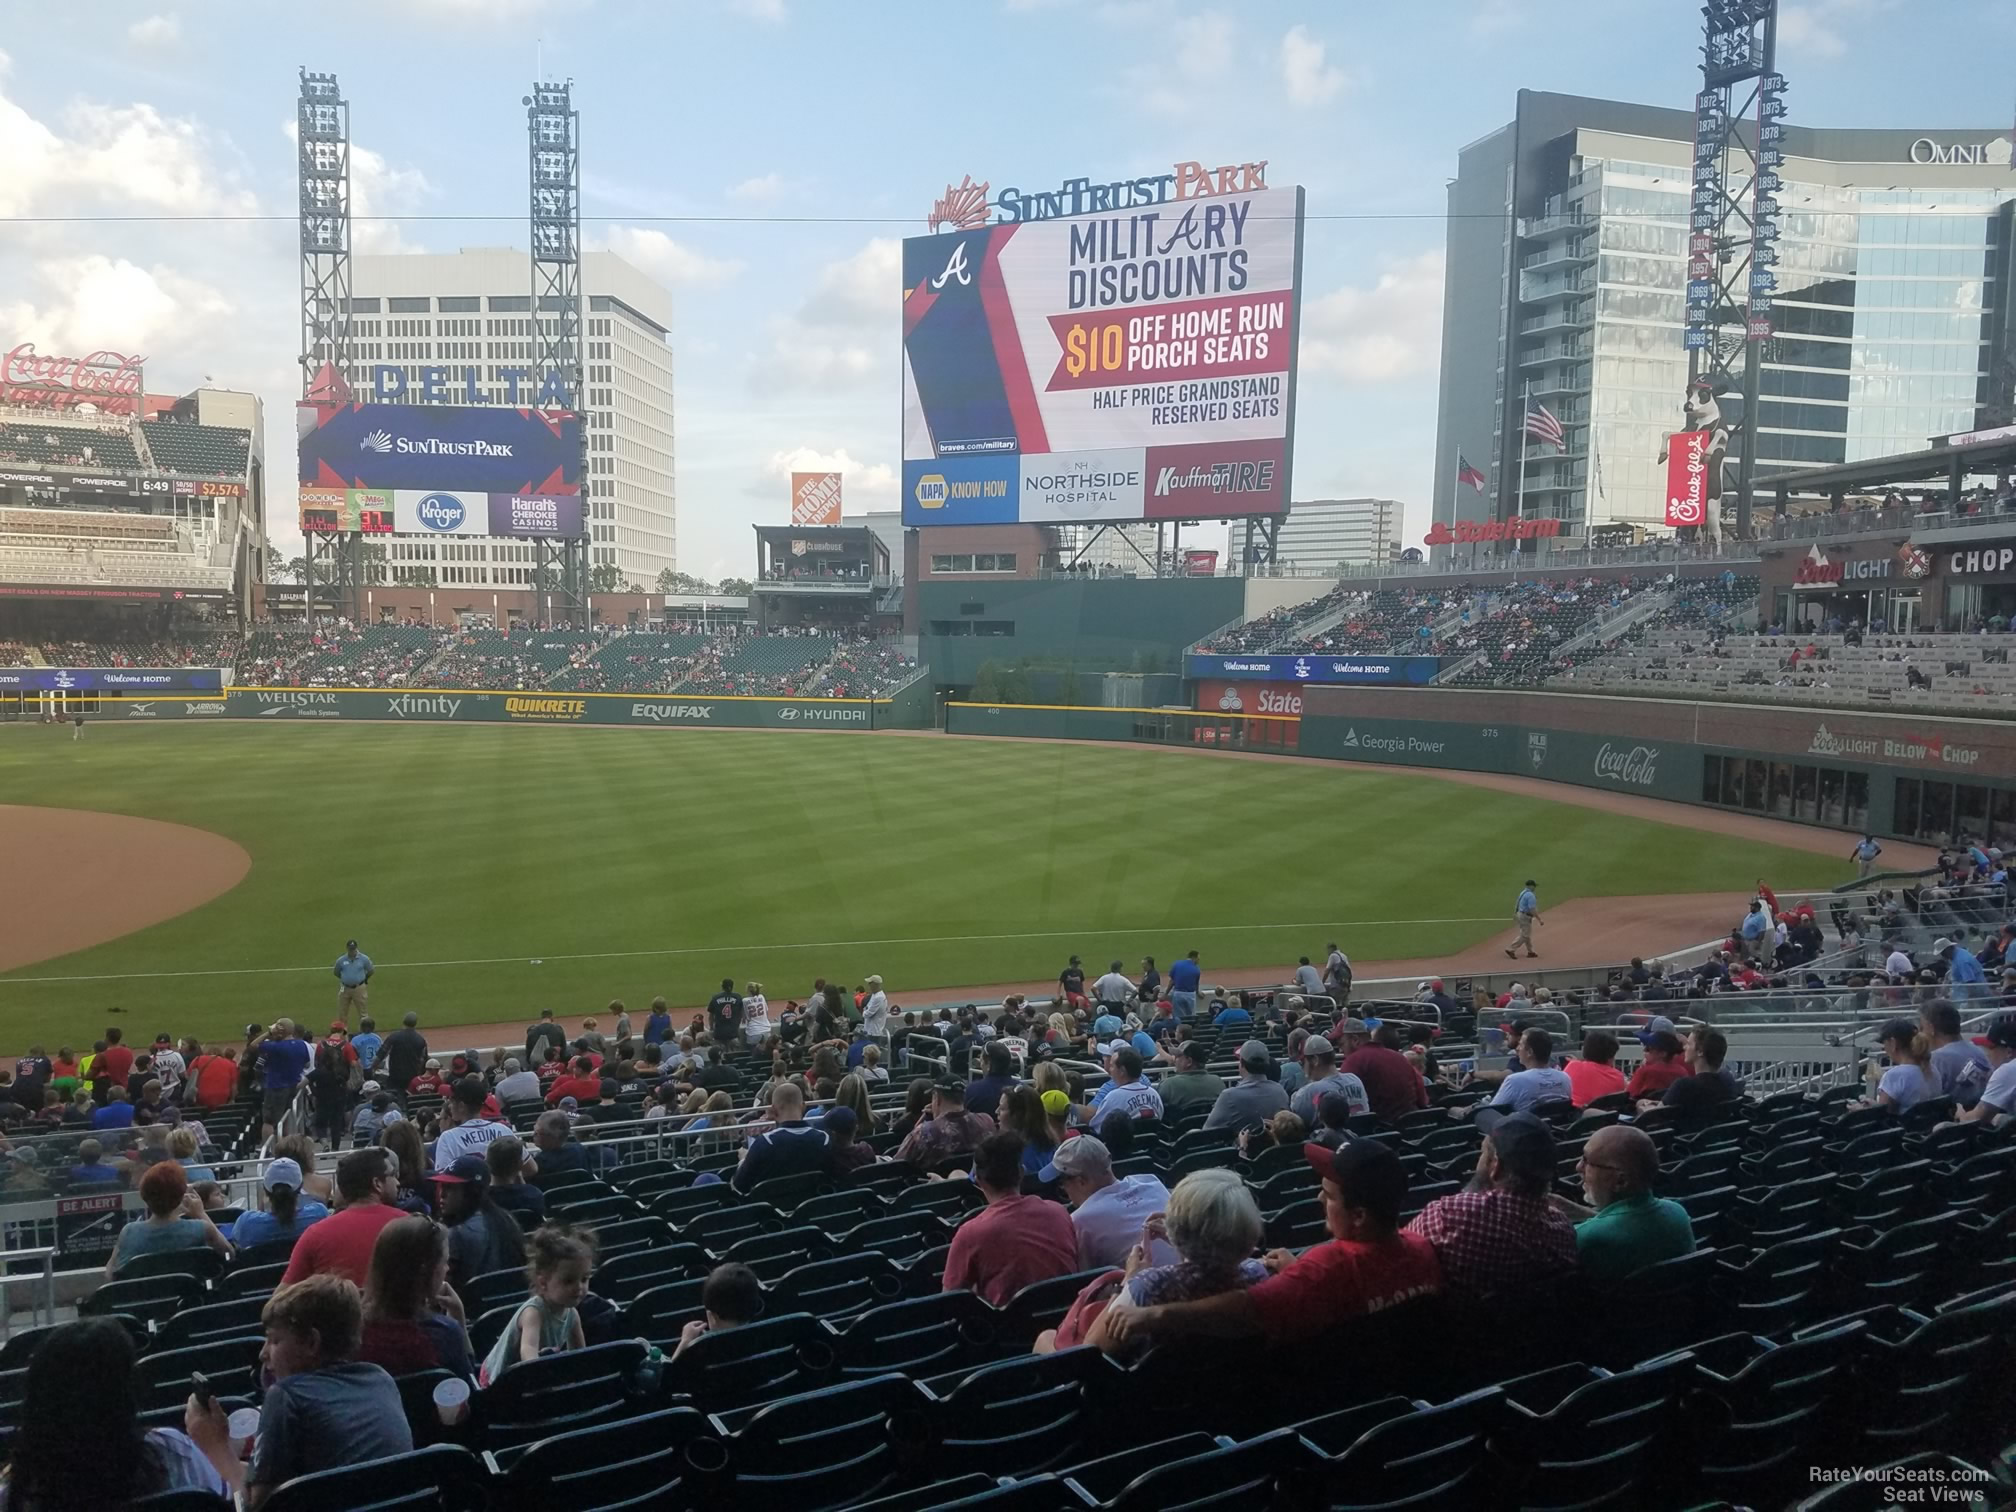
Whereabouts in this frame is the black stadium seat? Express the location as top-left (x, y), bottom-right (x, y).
top-left (260, 1444), bottom-right (490, 1512)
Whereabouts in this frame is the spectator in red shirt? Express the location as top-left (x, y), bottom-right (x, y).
top-left (407, 1060), bottom-right (446, 1099)
top-left (94, 1028), bottom-right (134, 1097)
top-left (1564, 1030), bottom-right (1629, 1107)
top-left (1337, 1020), bottom-right (1428, 1122)
top-left (1405, 1112), bottom-right (1577, 1299)
top-left (544, 1056), bottom-right (604, 1107)
top-left (1626, 1028), bottom-right (1692, 1101)
top-left (535, 1048), bottom-right (566, 1085)
top-left (186, 1047), bottom-right (239, 1111)
top-left (1102, 1139), bottom-right (1442, 1349)
top-left (280, 1148), bottom-right (407, 1289)
top-left (941, 1132), bottom-right (1078, 1306)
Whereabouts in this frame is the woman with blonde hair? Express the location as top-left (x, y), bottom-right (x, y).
top-left (1046, 1012), bottom-right (1075, 1048)
top-left (859, 1043), bottom-right (889, 1085)
top-left (165, 1125), bottom-right (216, 1183)
top-left (830, 1072), bottom-right (874, 1130)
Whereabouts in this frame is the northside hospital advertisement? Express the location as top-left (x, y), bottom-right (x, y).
top-left (902, 177), bottom-right (1304, 526)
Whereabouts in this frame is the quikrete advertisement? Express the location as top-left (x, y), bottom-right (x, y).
top-left (901, 167), bottom-right (1303, 526)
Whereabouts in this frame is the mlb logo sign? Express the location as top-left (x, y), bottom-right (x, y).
top-left (1528, 733), bottom-right (1548, 769)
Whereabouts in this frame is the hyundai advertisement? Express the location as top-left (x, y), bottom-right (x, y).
top-left (297, 402), bottom-right (581, 497)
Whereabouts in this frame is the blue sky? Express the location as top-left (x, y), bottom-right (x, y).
top-left (2, 0), bottom-right (2012, 576)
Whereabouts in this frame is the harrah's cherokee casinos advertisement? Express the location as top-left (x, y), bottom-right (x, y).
top-left (901, 183), bottom-right (1303, 526)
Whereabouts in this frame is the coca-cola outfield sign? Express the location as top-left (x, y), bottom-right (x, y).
top-left (1593, 741), bottom-right (1660, 787)
top-left (0, 343), bottom-right (146, 415)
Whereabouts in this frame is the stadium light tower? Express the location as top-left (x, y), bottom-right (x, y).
top-left (527, 79), bottom-right (589, 625)
top-left (1687, 0), bottom-right (1784, 539)
top-left (296, 67), bottom-right (364, 624)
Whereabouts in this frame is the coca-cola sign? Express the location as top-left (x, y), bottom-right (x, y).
top-left (1593, 741), bottom-right (1660, 787)
top-left (0, 343), bottom-right (146, 415)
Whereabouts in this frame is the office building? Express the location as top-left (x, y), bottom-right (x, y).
top-left (1433, 92), bottom-right (2016, 538)
top-left (1275, 497), bottom-right (1404, 569)
top-left (343, 248), bottom-right (677, 586)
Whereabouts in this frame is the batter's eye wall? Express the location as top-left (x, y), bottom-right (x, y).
top-left (1296, 686), bottom-right (2016, 842)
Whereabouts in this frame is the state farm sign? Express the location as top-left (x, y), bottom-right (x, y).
top-left (1199, 680), bottom-right (1302, 719)
top-left (0, 344), bottom-right (146, 416)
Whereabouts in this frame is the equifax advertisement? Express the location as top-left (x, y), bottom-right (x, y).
top-left (900, 184), bottom-right (1302, 525)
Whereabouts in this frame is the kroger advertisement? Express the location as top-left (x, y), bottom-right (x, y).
top-left (1184, 653), bottom-right (1441, 686)
top-left (390, 491), bottom-right (585, 538)
top-left (298, 402), bottom-right (581, 496)
top-left (901, 173), bottom-right (1302, 526)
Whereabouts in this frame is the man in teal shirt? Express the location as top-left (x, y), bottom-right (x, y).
top-left (1555, 1124), bottom-right (1695, 1282)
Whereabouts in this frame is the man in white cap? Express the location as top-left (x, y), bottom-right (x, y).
top-left (1042, 1134), bottom-right (1178, 1271)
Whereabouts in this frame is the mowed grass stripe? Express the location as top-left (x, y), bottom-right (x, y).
top-left (0, 723), bottom-right (1845, 1043)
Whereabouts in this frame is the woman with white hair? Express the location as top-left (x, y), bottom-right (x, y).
top-left (1083, 1167), bottom-right (1266, 1356)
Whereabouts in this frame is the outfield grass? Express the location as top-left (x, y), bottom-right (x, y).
top-left (0, 724), bottom-right (1847, 1045)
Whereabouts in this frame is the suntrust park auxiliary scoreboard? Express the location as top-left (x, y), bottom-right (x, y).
top-left (902, 163), bottom-right (1304, 526)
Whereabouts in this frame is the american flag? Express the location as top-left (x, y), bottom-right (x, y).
top-left (1524, 401), bottom-right (1567, 452)
top-left (1456, 454), bottom-right (1487, 493)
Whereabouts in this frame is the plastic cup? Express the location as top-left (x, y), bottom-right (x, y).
top-left (227, 1406), bottom-right (261, 1460)
top-left (432, 1376), bottom-right (471, 1426)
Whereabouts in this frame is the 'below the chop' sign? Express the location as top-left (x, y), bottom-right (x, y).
top-left (1594, 742), bottom-right (1660, 787)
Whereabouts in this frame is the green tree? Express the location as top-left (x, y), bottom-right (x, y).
top-left (656, 568), bottom-right (717, 594)
top-left (718, 576), bottom-right (753, 596)
top-left (359, 543), bottom-right (389, 585)
top-left (588, 563), bottom-right (626, 594)
top-left (972, 660), bottom-right (1002, 704)
top-left (998, 664), bottom-right (1034, 705)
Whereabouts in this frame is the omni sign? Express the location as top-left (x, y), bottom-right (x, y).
top-left (1907, 137), bottom-right (2010, 166)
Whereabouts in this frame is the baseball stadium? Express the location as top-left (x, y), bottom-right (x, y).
top-left (1, 22), bottom-right (2015, 1512)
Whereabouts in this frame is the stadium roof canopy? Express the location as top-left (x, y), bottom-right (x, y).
top-left (1764, 423), bottom-right (2016, 501)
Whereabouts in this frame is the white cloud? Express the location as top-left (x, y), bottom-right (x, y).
top-left (602, 225), bottom-right (743, 286)
top-left (1776, 0), bottom-right (1890, 58)
top-left (728, 172), bottom-right (787, 203)
top-left (0, 255), bottom-right (232, 355)
top-left (1299, 251), bottom-right (1446, 382)
top-left (1469, 0), bottom-right (1519, 37)
top-left (398, 0), bottom-right (556, 17)
top-left (1119, 10), bottom-right (1241, 118)
top-left (349, 142), bottom-right (432, 255)
top-left (1279, 24), bottom-right (1344, 107)
top-left (755, 446), bottom-right (896, 507)
top-left (731, 0), bottom-right (786, 20)
top-left (126, 14), bottom-right (181, 49)
top-left (745, 238), bottom-right (898, 392)
top-left (800, 238), bottom-right (899, 328)
top-left (0, 93), bottom-right (256, 217)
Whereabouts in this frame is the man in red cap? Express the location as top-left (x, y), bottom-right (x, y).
top-left (1101, 1139), bottom-right (1441, 1347)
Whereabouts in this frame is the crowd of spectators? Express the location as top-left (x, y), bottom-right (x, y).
top-left (6, 883), bottom-right (2016, 1506)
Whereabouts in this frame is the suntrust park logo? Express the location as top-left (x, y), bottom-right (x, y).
top-left (631, 703), bottom-right (713, 723)
top-left (1593, 742), bottom-right (1659, 787)
top-left (362, 430), bottom-right (513, 458)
